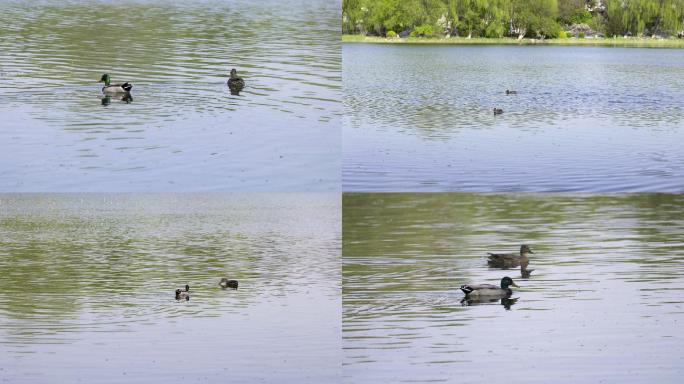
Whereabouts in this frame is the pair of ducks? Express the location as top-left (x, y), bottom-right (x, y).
top-left (174, 278), bottom-right (239, 300)
top-left (460, 245), bottom-right (535, 299)
top-left (493, 89), bottom-right (518, 115)
top-left (99, 68), bottom-right (246, 96)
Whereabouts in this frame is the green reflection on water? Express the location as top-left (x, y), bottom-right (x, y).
top-left (0, 193), bottom-right (339, 332)
top-left (342, 193), bottom-right (684, 383)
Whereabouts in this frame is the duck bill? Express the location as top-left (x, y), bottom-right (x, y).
top-left (511, 282), bottom-right (519, 288)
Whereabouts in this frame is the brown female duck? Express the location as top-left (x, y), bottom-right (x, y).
top-left (487, 245), bottom-right (534, 269)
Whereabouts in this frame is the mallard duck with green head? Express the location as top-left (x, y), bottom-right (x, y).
top-left (227, 68), bottom-right (245, 95)
top-left (99, 73), bottom-right (132, 94)
top-left (487, 244), bottom-right (534, 269)
top-left (175, 284), bottom-right (190, 300)
top-left (460, 276), bottom-right (519, 299)
top-left (219, 278), bottom-right (238, 289)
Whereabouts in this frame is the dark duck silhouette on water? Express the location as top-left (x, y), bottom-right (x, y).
top-left (506, 89), bottom-right (517, 95)
top-left (493, 108), bottom-right (504, 115)
top-left (487, 245), bottom-right (534, 269)
top-left (219, 278), bottom-right (239, 289)
top-left (227, 68), bottom-right (245, 95)
top-left (175, 284), bottom-right (190, 300)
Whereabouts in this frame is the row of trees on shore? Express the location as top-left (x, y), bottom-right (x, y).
top-left (342, 0), bottom-right (684, 39)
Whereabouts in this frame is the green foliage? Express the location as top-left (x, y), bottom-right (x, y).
top-left (570, 9), bottom-right (592, 24)
top-left (386, 30), bottom-right (397, 38)
top-left (558, 30), bottom-right (568, 38)
top-left (342, 0), bottom-right (684, 38)
top-left (578, 31), bottom-right (585, 38)
top-left (558, 0), bottom-right (585, 22)
top-left (410, 24), bottom-right (436, 37)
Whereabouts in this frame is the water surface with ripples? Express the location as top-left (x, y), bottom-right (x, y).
top-left (0, 0), bottom-right (340, 191)
top-left (0, 193), bottom-right (340, 383)
top-left (343, 193), bottom-right (684, 383)
top-left (343, 44), bottom-right (684, 192)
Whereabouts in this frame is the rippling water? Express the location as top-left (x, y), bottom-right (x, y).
top-left (343, 193), bottom-right (684, 383)
top-left (0, 193), bottom-right (340, 383)
top-left (0, 0), bottom-right (340, 191)
top-left (343, 44), bottom-right (684, 192)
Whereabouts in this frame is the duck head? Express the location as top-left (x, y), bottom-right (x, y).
top-left (230, 68), bottom-right (238, 79)
top-left (500, 276), bottom-right (519, 289)
top-left (520, 245), bottom-right (534, 254)
top-left (184, 284), bottom-right (190, 291)
top-left (99, 73), bottom-right (110, 85)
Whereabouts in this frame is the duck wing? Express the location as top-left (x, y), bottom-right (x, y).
top-left (117, 82), bottom-right (132, 92)
top-left (460, 283), bottom-right (498, 294)
top-left (487, 252), bottom-right (520, 266)
top-left (104, 82), bottom-right (133, 92)
top-left (487, 252), bottom-right (517, 259)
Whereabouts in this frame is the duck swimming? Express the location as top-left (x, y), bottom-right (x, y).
top-left (506, 89), bottom-right (517, 95)
top-left (493, 108), bottom-right (504, 115)
top-left (460, 276), bottom-right (519, 299)
top-left (175, 284), bottom-right (190, 300)
top-left (227, 68), bottom-right (245, 95)
top-left (99, 73), bottom-right (132, 94)
top-left (219, 278), bottom-right (238, 289)
top-left (487, 245), bottom-right (534, 269)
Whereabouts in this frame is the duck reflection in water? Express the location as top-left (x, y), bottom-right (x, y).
top-left (461, 296), bottom-right (518, 310)
top-left (521, 266), bottom-right (534, 279)
top-left (101, 92), bottom-right (133, 106)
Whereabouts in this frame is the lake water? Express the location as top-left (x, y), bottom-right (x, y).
top-left (0, 0), bottom-right (340, 191)
top-left (343, 44), bottom-right (684, 192)
top-left (0, 193), bottom-right (340, 383)
top-left (343, 193), bottom-right (684, 383)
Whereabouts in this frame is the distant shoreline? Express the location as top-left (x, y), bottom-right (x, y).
top-left (342, 35), bottom-right (684, 48)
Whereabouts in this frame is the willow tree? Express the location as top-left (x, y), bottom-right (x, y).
top-left (651, 0), bottom-right (684, 36)
top-left (342, 0), bottom-right (363, 34)
top-left (453, 0), bottom-right (507, 37)
top-left (558, 0), bottom-right (592, 24)
top-left (510, 0), bottom-right (560, 38)
top-left (365, 0), bottom-right (414, 35)
top-left (604, 0), bottom-right (626, 35)
top-left (414, 0), bottom-right (450, 26)
top-left (624, 0), bottom-right (659, 35)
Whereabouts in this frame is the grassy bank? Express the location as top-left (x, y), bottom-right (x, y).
top-left (342, 34), bottom-right (684, 48)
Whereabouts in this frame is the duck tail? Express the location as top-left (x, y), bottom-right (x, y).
top-left (122, 82), bottom-right (132, 92)
top-left (460, 285), bottom-right (473, 294)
